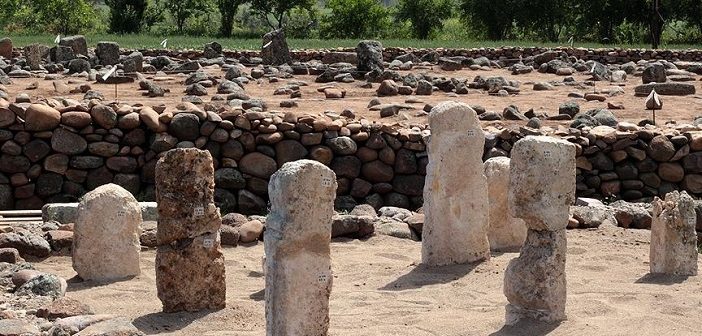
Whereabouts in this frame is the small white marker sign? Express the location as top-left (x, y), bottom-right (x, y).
top-left (160, 39), bottom-right (168, 48)
top-left (102, 66), bottom-right (117, 81)
top-left (54, 35), bottom-right (60, 44)
top-left (193, 206), bottom-right (204, 217)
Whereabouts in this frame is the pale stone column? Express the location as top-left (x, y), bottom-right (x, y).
top-left (73, 183), bottom-right (141, 281)
top-left (504, 136), bottom-right (575, 324)
top-left (422, 101), bottom-right (490, 266)
top-left (484, 157), bottom-right (527, 251)
top-left (650, 191), bottom-right (698, 276)
top-left (265, 160), bottom-right (337, 336)
top-left (155, 148), bottom-right (225, 312)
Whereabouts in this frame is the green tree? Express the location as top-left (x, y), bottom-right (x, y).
top-left (163, 0), bottom-right (210, 34)
top-left (32, 0), bottom-right (96, 34)
top-left (218, 0), bottom-right (246, 37)
top-left (105, 0), bottom-right (148, 33)
top-left (459, 0), bottom-right (516, 40)
top-left (513, 0), bottom-right (575, 42)
top-left (396, 0), bottom-right (453, 39)
top-left (320, 0), bottom-right (389, 38)
top-left (249, 0), bottom-right (314, 29)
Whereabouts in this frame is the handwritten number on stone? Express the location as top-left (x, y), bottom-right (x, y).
top-left (321, 177), bottom-right (333, 187)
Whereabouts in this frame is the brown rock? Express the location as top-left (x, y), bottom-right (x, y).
top-left (25, 104), bottom-right (60, 131)
top-left (61, 111), bottom-right (92, 128)
top-left (37, 296), bottom-right (94, 320)
top-left (238, 220), bottom-right (263, 243)
top-left (658, 162), bottom-right (684, 182)
top-left (647, 135), bottom-right (675, 162)
top-left (239, 152), bottom-right (277, 179)
top-left (0, 248), bottom-right (23, 263)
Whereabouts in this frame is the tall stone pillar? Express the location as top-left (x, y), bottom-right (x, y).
top-left (484, 157), bottom-right (527, 251)
top-left (265, 160), bottom-right (337, 336)
top-left (155, 148), bottom-right (225, 312)
top-left (504, 136), bottom-right (575, 324)
top-left (650, 191), bottom-right (698, 276)
top-left (73, 183), bottom-right (141, 281)
top-left (422, 101), bottom-right (490, 266)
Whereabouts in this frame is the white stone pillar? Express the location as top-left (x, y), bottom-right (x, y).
top-left (650, 190), bottom-right (698, 276)
top-left (265, 160), bottom-right (337, 336)
top-left (422, 101), bottom-right (490, 266)
top-left (504, 136), bottom-right (575, 324)
top-left (484, 157), bottom-right (527, 251)
top-left (73, 183), bottom-right (141, 281)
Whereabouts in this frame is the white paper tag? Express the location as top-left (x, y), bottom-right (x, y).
top-left (193, 206), bottom-right (204, 217)
top-left (203, 238), bottom-right (214, 248)
top-left (116, 210), bottom-right (125, 217)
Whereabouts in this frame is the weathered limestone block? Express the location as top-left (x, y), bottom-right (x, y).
top-left (650, 191), bottom-right (698, 276)
top-left (504, 229), bottom-right (567, 324)
top-left (504, 136), bottom-right (575, 324)
top-left (155, 232), bottom-right (225, 312)
top-left (155, 149), bottom-right (220, 245)
top-left (422, 101), bottom-right (489, 266)
top-left (509, 136), bottom-right (576, 231)
top-left (484, 157), bottom-right (526, 251)
top-left (155, 148), bottom-right (225, 312)
top-left (72, 184), bottom-right (141, 281)
top-left (265, 160), bottom-right (337, 336)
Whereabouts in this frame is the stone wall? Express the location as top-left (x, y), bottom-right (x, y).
top-left (2, 101), bottom-right (702, 214)
top-left (136, 46), bottom-right (702, 64)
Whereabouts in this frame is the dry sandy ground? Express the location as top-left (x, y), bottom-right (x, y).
top-left (6, 65), bottom-right (702, 128)
top-left (36, 225), bottom-right (702, 336)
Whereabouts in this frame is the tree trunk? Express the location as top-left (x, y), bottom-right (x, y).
top-left (650, 0), bottom-right (664, 49)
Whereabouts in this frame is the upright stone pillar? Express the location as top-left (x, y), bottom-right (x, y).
top-left (422, 101), bottom-right (489, 266)
top-left (650, 191), bottom-right (698, 276)
top-left (262, 29), bottom-right (291, 65)
top-left (155, 148), bottom-right (225, 312)
top-left (265, 160), bottom-right (337, 336)
top-left (356, 40), bottom-right (384, 74)
top-left (73, 184), bottom-right (141, 281)
top-left (504, 136), bottom-right (575, 324)
top-left (484, 157), bottom-right (526, 251)
top-left (24, 44), bottom-right (48, 70)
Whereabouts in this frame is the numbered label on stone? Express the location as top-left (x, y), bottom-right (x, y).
top-left (193, 206), bottom-right (204, 218)
top-left (544, 150), bottom-right (552, 158)
top-left (317, 274), bottom-right (328, 283)
top-left (466, 130), bottom-right (475, 137)
top-left (116, 210), bottom-right (126, 217)
top-left (203, 238), bottom-right (214, 249)
top-left (321, 177), bottom-right (333, 188)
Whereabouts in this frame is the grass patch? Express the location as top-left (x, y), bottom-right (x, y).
top-left (3, 32), bottom-right (701, 51)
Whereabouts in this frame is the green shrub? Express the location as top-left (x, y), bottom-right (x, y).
top-left (396, 0), bottom-right (453, 39)
top-left (319, 0), bottom-right (390, 39)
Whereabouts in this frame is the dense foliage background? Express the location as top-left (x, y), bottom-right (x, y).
top-left (0, 0), bottom-right (700, 47)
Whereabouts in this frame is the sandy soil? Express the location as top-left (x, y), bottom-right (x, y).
top-left (6, 65), bottom-right (702, 128)
top-left (35, 225), bottom-right (702, 336)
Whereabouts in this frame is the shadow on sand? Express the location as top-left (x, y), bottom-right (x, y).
top-left (489, 318), bottom-right (561, 336)
top-left (635, 273), bottom-right (692, 285)
top-left (65, 275), bottom-right (138, 292)
top-left (379, 262), bottom-right (479, 291)
top-left (133, 310), bottom-right (215, 334)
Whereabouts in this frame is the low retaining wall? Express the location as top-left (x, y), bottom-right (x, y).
top-left (1, 102), bottom-right (702, 214)
top-left (136, 46), bottom-right (702, 64)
